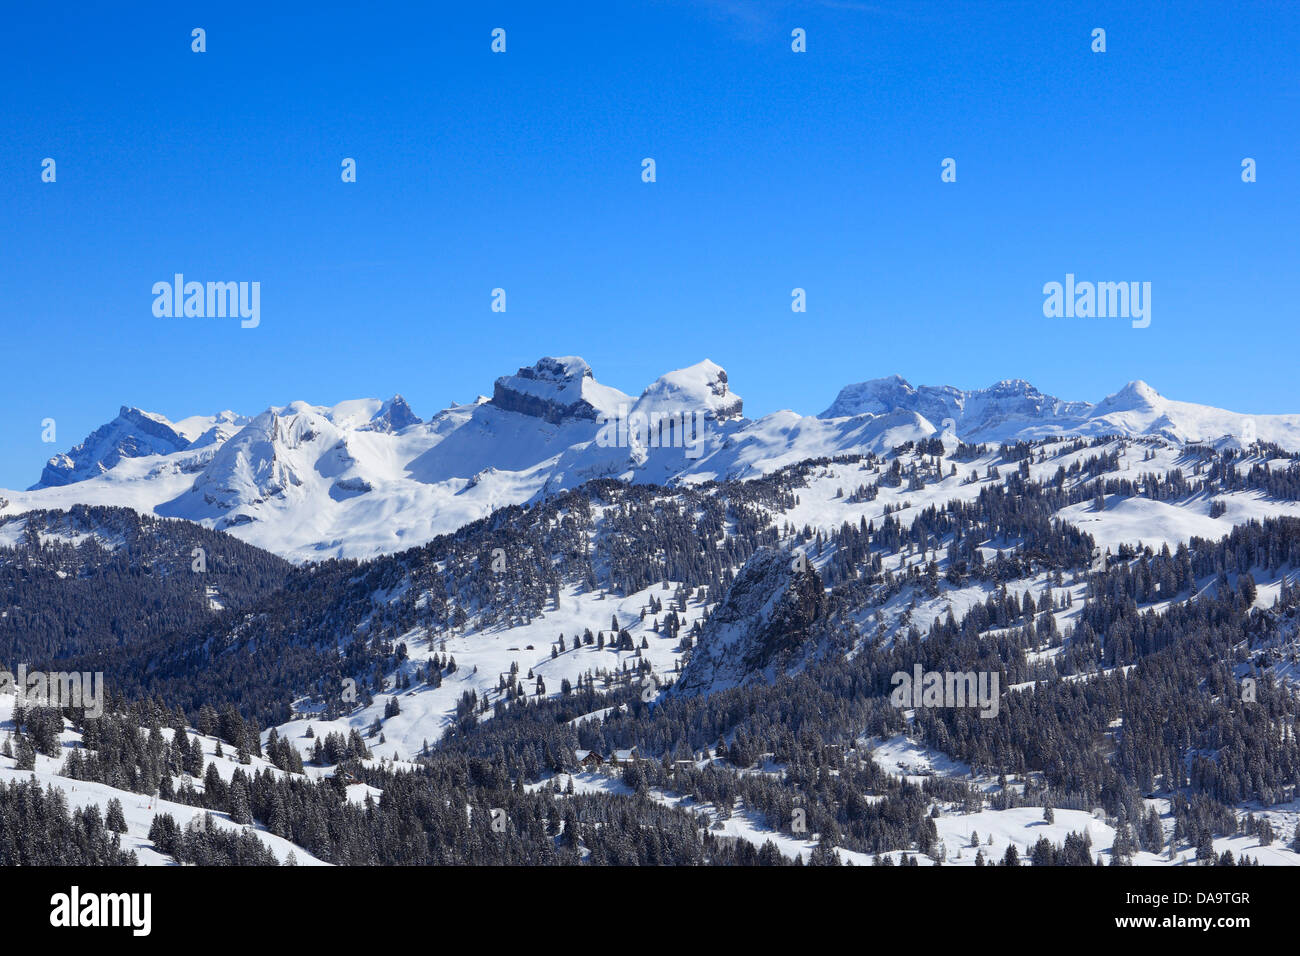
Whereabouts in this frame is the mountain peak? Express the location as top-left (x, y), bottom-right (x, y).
top-left (819, 375), bottom-right (949, 420)
top-left (985, 378), bottom-right (1039, 395)
top-left (31, 406), bottom-right (192, 490)
top-left (634, 359), bottom-right (743, 420)
top-left (362, 395), bottom-right (421, 433)
top-left (1099, 380), bottom-right (1162, 412)
top-left (1121, 379), bottom-right (1159, 401)
top-left (489, 356), bottom-right (629, 424)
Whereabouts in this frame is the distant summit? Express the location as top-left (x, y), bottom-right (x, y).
top-left (34, 406), bottom-right (193, 489)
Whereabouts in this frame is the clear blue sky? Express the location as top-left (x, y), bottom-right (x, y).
top-left (2, 1), bottom-right (1297, 489)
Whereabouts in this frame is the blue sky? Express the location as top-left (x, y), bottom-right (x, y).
top-left (2, 1), bottom-right (1297, 489)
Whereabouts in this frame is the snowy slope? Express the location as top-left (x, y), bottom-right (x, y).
top-left (273, 580), bottom-right (702, 764)
top-left (0, 695), bottom-right (327, 866)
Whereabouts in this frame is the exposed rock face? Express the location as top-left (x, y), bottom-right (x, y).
top-left (823, 374), bottom-right (1088, 420)
top-left (362, 395), bottom-right (421, 433)
top-left (676, 547), bottom-right (826, 695)
top-left (185, 409), bottom-right (307, 511)
top-left (490, 357), bottom-right (615, 424)
top-left (34, 407), bottom-right (192, 489)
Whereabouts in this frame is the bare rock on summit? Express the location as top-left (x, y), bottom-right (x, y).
top-left (489, 357), bottom-right (628, 425)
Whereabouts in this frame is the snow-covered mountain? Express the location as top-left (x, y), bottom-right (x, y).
top-left (820, 376), bottom-right (1092, 436)
top-left (820, 375), bottom-right (1300, 449)
top-left (489, 355), bottom-right (630, 423)
top-left (5, 358), bottom-right (1299, 562)
top-left (36, 407), bottom-right (211, 488)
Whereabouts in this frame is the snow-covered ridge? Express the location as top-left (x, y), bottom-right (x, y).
top-left (34, 406), bottom-right (195, 489)
top-left (821, 375), bottom-right (1300, 449)
top-left (6, 357), bottom-right (1300, 562)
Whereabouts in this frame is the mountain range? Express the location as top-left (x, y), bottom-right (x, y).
top-left (3, 356), bottom-right (1296, 563)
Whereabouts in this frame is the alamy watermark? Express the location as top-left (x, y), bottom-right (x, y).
top-left (152, 275), bottom-right (260, 328)
top-left (1, 665), bottom-right (104, 718)
top-left (595, 406), bottom-right (709, 459)
top-left (1042, 274), bottom-right (1150, 328)
top-left (50, 886), bottom-right (150, 936)
top-left (890, 664), bottom-right (1000, 718)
